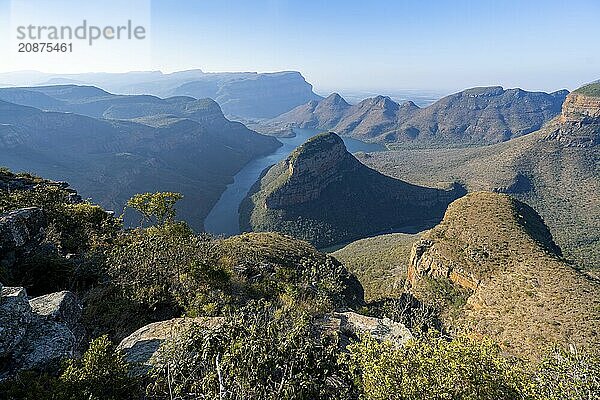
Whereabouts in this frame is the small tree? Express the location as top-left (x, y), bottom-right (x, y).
top-left (126, 192), bottom-right (183, 226)
top-left (59, 335), bottom-right (139, 400)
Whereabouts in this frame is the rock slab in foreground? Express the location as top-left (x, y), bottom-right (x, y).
top-left (118, 317), bottom-right (225, 375)
top-left (0, 285), bottom-right (84, 381)
top-left (118, 312), bottom-right (413, 376)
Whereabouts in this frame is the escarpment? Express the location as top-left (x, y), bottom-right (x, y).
top-left (545, 87), bottom-right (600, 147)
top-left (559, 91), bottom-right (600, 123)
top-left (404, 192), bottom-right (600, 360)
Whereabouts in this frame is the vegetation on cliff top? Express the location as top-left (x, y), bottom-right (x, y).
top-left (2, 169), bottom-right (599, 399)
top-left (241, 132), bottom-right (462, 248)
top-left (407, 192), bottom-right (600, 360)
top-left (573, 82), bottom-right (600, 97)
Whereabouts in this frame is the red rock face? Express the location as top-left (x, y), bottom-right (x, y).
top-left (405, 238), bottom-right (481, 292)
top-left (544, 92), bottom-right (600, 147)
top-left (559, 93), bottom-right (600, 123)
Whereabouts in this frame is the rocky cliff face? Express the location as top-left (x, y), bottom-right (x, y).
top-left (559, 93), bottom-right (600, 123)
top-left (406, 239), bottom-right (481, 291)
top-left (404, 192), bottom-right (600, 360)
top-left (174, 71), bottom-right (323, 119)
top-left (266, 133), bottom-right (358, 208)
top-left (545, 89), bottom-right (600, 147)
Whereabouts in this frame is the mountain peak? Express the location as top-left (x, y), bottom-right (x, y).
top-left (241, 133), bottom-right (462, 247)
top-left (400, 100), bottom-right (419, 109)
top-left (257, 132), bottom-right (355, 210)
top-left (362, 95), bottom-right (399, 111)
top-left (288, 132), bottom-right (349, 170)
top-left (322, 93), bottom-right (350, 107)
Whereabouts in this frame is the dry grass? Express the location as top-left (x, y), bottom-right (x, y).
top-left (411, 192), bottom-right (600, 361)
top-left (357, 129), bottom-right (600, 273)
top-left (332, 233), bottom-right (419, 301)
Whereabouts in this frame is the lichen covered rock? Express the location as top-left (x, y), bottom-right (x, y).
top-left (0, 286), bottom-right (84, 381)
top-left (118, 317), bottom-right (225, 375)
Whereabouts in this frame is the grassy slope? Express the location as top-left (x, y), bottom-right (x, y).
top-left (332, 233), bottom-right (420, 301)
top-left (410, 192), bottom-right (600, 360)
top-left (357, 130), bottom-right (600, 273)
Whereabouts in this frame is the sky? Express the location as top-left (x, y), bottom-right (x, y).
top-left (0, 0), bottom-right (599, 93)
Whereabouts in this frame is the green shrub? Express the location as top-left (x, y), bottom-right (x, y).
top-left (0, 185), bottom-right (121, 254)
top-left (106, 225), bottom-right (229, 315)
top-left (0, 336), bottom-right (138, 400)
top-left (126, 191), bottom-right (183, 226)
top-left (148, 301), bottom-right (354, 400)
top-left (532, 345), bottom-right (600, 400)
top-left (59, 335), bottom-right (139, 400)
top-left (0, 183), bottom-right (120, 294)
top-left (343, 332), bottom-right (531, 400)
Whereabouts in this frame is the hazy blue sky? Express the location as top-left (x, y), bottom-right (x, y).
top-left (1, 0), bottom-right (599, 93)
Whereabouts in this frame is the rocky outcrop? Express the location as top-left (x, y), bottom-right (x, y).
top-left (29, 291), bottom-right (85, 348)
top-left (0, 286), bottom-right (31, 360)
top-left (117, 317), bottom-right (226, 375)
top-left (559, 92), bottom-right (600, 123)
top-left (119, 311), bottom-right (413, 376)
top-left (318, 311), bottom-right (413, 347)
top-left (0, 285), bottom-right (84, 381)
top-left (406, 239), bottom-right (481, 291)
top-left (266, 133), bottom-right (356, 208)
top-left (0, 207), bottom-right (48, 273)
top-left (0, 172), bottom-right (82, 203)
top-left (545, 91), bottom-right (600, 147)
top-left (403, 192), bottom-right (600, 360)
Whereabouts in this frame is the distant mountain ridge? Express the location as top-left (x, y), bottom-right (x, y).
top-left (0, 70), bottom-right (322, 119)
top-left (0, 90), bottom-right (281, 230)
top-left (264, 87), bottom-right (568, 145)
top-left (240, 132), bottom-right (463, 247)
top-left (0, 85), bottom-right (233, 125)
top-left (358, 81), bottom-right (600, 271)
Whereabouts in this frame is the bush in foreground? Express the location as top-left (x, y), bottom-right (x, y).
top-left (147, 301), bottom-right (354, 400)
